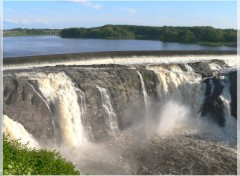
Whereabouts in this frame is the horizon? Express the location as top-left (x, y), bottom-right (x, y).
top-left (3, 1), bottom-right (237, 30)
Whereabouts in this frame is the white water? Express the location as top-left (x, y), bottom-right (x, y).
top-left (157, 101), bottom-right (192, 136)
top-left (148, 65), bottom-right (205, 136)
top-left (137, 71), bottom-right (149, 108)
top-left (137, 71), bottom-right (152, 134)
top-left (3, 114), bottom-right (39, 148)
top-left (5, 60), bottom-right (235, 143)
top-left (3, 56), bottom-right (237, 174)
top-left (148, 65), bottom-right (205, 113)
top-left (147, 64), bottom-right (236, 143)
top-left (34, 72), bottom-right (87, 147)
top-left (96, 85), bottom-right (119, 136)
top-left (75, 87), bottom-right (94, 140)
top-left (4, 55), bottom-right (237, 70)
top-left (219, 76), bottom-right (237, 141)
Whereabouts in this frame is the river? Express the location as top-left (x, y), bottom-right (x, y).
top-left (3, 35), bottom-right (236, 58)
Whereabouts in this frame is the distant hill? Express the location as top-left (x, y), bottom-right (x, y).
top-left (60, 25), bottom-right (237, 47)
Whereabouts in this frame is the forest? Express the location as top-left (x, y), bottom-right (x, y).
top-left (3, 28), bottom-right (60, 36)
top-left (60, 25), bottom-right (237, 46)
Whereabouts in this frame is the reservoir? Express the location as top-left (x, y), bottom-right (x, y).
top-left (3, 35), bottom-right (236, 58)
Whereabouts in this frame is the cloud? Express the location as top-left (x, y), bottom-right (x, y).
top-left (4, 18), bottom-right (49, 25)
top-left (116, 7), bottom-right (137, 14)
top-left (68, 0), bottom-right (102, 10)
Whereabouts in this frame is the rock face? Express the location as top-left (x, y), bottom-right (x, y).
top-left (229, 71), bottom-right (237, 119)
top-left (63, 65), bottom-right (157, 141)
top-left (66, 66), bottom-right (158, 141)
top-left (3, 75), bottom-right (54, 142)
top-left (3, 65), bottom-right (157, 142)
top-left (3, 61), bottom-right (237, 143)
top-left (201, 77), bottom-right (225, 126)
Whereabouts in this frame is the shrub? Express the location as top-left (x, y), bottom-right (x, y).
top-left (3, 134), bottom-right (80, 175)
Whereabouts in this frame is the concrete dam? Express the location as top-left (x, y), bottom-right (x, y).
top-left (3, 51), bottom-right (237, 174)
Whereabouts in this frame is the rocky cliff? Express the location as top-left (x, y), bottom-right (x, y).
top-left (3, 59), bottom-right (237, 144)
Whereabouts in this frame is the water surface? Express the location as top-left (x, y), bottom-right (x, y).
top-left (3, 35), bottom-right (236, 58)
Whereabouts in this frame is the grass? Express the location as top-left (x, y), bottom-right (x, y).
top-left (3, 133), bottom-right (80, 175)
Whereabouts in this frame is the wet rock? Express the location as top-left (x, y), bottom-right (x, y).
top-left (3, 61), bottom-right (236, 141)
top-left (3, 76), bottom-right (54, 142)
top-left (63, 65), bottom-right (147, 141)
top-left (201, 76), bottom-right (225, 127)
top-left (188, 62), bottom-right (213, 78)
top-left (188, 60), bottom-right (227, 78)
top-left (229, 71), bottom-right (237, 118)
top-left (177, 64), bottom-right (188, 72)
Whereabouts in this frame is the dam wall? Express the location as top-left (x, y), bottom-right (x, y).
top-left (3, 50), bottom-right (237, 66)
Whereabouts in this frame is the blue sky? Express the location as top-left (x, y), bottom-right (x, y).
top-left (3, 1), bottom-right (237, 29)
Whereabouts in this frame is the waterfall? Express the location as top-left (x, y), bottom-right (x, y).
top-left (148, 65), bottom-right (206, 135)
top-left (35, 72), bottom-right (87, 147)
top-left (3, 114), bottom-right (39, 148)
top-left (75, 88), bottom-right (87, 119)
top-left (149, 65), bottom-right (205, 113)
top-left (96, 85), bottom-right (119, 136)
top-left (148, 64), bottom-right (237, 142)
top-left (137, 70), bottom-right (152, 135)
top-left (219, 76), bottom-right (237, 139)
top-left (137, 71), bottom-right (149, 108)
top-left (3, 57), bottom-right (237, 175)
top-left (154, 72), bottom-right (163, 99)
top-left (75, 87), bottom-right (94, 140)
top-left (4, 54), bottom-right (236, 70)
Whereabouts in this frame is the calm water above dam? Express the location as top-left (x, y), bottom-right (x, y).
top-left (3, 35), bottom-right (236, 58)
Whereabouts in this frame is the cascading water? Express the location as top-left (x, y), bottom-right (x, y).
top-left (149, 65), bottom-right (205, 110)
top-left (4, 54), bottom-right (236, 70)
top-left (96, 85), bottom-right (119, 137)
top-left (219, 76), bottom-right (237, 140)
top-left (3, 114), bottom-right (39, 148)
top-left (3, 55), bottom-right (237, 175)
top-left (137, 70), bottom-right (151, 134)
top-left (147, 63), bottom-right (236, 142)
top-left (137, 71), bottom-right (149, 108)
top-left (35, 72), bottom-right (87, 147)
top-left (148, 65), bottom-right (206, 136)
top-left (75, 87), bottom-right (94, 140)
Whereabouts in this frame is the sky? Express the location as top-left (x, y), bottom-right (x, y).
top-left (3, 0), bottom-right (237, 29)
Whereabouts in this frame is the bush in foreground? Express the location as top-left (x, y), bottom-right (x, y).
top-left (3, 134), bottom-right (80, 175)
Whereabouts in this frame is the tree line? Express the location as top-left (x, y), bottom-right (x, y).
top-left (60, 25), bottom-right (237, 45)
top-left (3, 28), bottom-right (60, 36)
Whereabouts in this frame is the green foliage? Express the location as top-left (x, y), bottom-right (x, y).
top-left (60, 25), bottom-right (237, 46)
top-left (3, 28), bottom-right (60, 36)
top-left (60, 25), bottom-right (135, 39)
top-left (3, 134), bottom-right (80, 175)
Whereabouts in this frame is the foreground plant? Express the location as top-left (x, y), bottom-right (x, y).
top-left (3, 134), bottom-right (80, 175)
